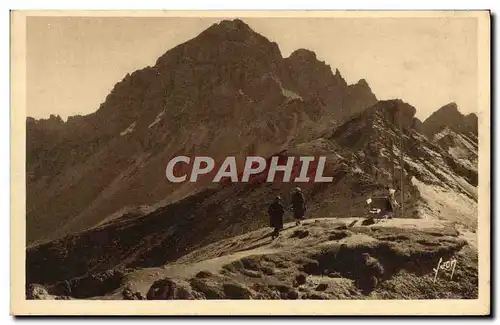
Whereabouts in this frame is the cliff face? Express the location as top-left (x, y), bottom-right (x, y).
top-left (25, 18), bottom-right (479, 302)
top-left (26, 19), bottom-right (378, 245)
top-left (420, 102), bottom-right (478, 178)
top-left (422, 102), bottom-right (478, 138)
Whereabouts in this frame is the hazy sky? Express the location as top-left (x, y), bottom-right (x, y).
top-left (27, 16), bottom-right (478, 121)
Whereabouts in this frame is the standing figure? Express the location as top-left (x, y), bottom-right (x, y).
top-left (291, 187), bottom-right (306, 226)
top-left (386, 186), bottom-right (400, 218)
top-left (268, 196), bottom-right (285, 239)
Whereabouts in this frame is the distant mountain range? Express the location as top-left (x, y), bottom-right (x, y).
top-left (26, 19), bottom-right (478, 297)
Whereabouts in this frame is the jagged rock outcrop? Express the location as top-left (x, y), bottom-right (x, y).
top-left (420, 103), bottom-right (478, 188)
top-left (343, 79), bottom-right (378, 119)
top-left (26, 19), bottom-right (379, 245)
top-left (422, 102), bottom-right (478, 138)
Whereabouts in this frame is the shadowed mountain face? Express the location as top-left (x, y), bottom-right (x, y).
top-left (26, 19), bottom-right (377, 245)
top-left (420, 102), bottom-right (478, 196)
top-left (422, 102), bottom-right (478, 138)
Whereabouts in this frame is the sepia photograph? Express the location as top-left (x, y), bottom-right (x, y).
top-left (10, 10), bottom-right (490, 315)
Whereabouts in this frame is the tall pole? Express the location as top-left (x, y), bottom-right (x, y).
top-left (390, 137), bottom-right (396, 189)
top-left (399, 115), bottom-right (404, 218)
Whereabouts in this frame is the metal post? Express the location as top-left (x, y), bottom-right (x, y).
top-left (390, 137), bottom-right (396, 189)
top-left (399, 114), bottom-right (404, 218)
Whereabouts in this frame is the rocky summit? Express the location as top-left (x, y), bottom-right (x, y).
top-left (26, 19), bottom-right (377, 245)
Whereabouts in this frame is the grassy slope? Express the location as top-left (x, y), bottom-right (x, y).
top-left (44, 217), bottom-right (476, 300)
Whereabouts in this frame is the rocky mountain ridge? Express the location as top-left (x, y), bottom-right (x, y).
top-left (26, 19), bottom-right (378, 245)
top-left (422, 102), bottom-right (478, 138)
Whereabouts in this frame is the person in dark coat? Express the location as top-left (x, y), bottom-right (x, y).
top-left (291, 187), bottom-right (306, 225)
top-left (356, 252), bottom-right (384, 294)
top-left (268, 196), bottom-right (285, 239)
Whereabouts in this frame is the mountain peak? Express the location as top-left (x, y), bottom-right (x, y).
top-left (356, 78), bottom-right (369, 86)
top-left (217, 19), bottom-right (251, 30)
top-left (438, 102), bottom-right (459, 113)
top-left (48, 114), bottom-right (63, 122)
top-left (155, 18), bottom-right (282, 68)
top-left (28, 114), bottom-right (64, 125)
top-left (205, 19), bottom-right (254, 36)
top-left (27, 17), bottom-right (383, 245)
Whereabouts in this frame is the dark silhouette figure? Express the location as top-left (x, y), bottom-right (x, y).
top-left (291, 187), bottom-right (306, 225)
top-left (268, 196), bottom-right (285, 239)
top-left (356, 253), bottom-right (384, 294)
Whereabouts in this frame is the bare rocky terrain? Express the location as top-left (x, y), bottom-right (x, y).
top-left (27, 218), bottom-right (477, 300)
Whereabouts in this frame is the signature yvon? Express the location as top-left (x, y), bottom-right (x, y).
top-left (433, 257), bottom-right (457, 283)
